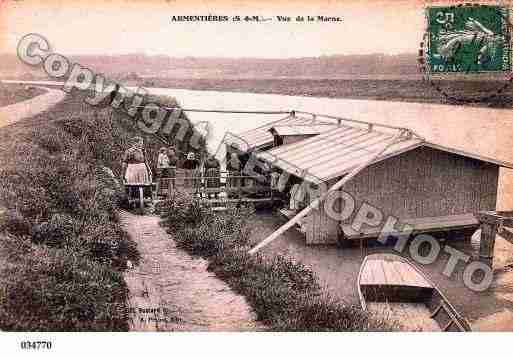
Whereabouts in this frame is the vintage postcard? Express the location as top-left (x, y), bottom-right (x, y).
top-left (0, 0), bottom-right (513, 355)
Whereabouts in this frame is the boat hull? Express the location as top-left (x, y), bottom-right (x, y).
top-left (358, 253), bottom-right (471, 331)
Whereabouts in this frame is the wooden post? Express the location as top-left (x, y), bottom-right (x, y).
top-left (139, 186), bottom-right (144, 210)
top-left (238, 173), bottom-right (241, 199)
top-left (477, 212), bottom-right (499, 267)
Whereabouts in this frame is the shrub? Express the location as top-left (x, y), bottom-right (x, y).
top-left (0, 235), bottom-right (128, 331)
top-left (159, 192), bottom-right (211, 232)
top-left (33, 128), bottom-right (70, 154)
top-left (32, 213), bottom-right (76, 247)
top-left (79, 221), bottom-right (140, 268)
top-left (0, 209), bottom-right (33, 237)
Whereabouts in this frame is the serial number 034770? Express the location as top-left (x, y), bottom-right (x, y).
top-left (20, 341), bottom-right (53, 350)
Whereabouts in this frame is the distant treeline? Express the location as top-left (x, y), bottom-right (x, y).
top-left (0, 52), bottom-right (420, 79)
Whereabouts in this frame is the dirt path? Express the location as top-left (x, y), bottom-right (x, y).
top-left (120, 211), bottom-right (262, 331)
top-left (0, 87), bottom-right (65, 128)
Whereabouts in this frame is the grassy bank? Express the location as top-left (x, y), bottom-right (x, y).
top-left (0, 86), bottom-right (202, 330)
top-left (0, 83), bottom-right (47, 107)
top-left (158, 192), bottom-right (397, 331)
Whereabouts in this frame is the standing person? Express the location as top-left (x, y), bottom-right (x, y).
top-left (156, 147), bottom-right (170, 197)
top-left (122, 137), bottom-right (152, 198)
top-left (109, 83), bottom-right (120, 106)
top-left (227, 152), bottom-right (242, 198)
top-left (183, 152), bottom-right (200, 194)
top-left (167, 147), bottom-right (178, 191)
top-left (204, 154), bottom-right (221, 199)
top-left (270, 168), bottom-right (281, 190)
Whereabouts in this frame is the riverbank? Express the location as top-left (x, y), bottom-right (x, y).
top-left (131, 77), bottom-right (513, 108)
top-left (0, 88), bottom-right (140, 330)
top-left (0, 84), bottom-right (213, 330)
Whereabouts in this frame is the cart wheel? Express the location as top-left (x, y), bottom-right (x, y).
top-left (139, 187), bottom-right (144, 210)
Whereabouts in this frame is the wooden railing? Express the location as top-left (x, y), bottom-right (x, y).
top-left (157, 169), bottom-right (274, 200)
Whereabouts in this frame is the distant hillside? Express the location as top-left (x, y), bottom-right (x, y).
top-left (0, 53), bottom-right (420, 79)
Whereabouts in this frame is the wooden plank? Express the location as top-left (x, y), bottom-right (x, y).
top-left (382, 260), bottom-right (403, 285)
top-left (403, 261), bottom-right (430, 287)
top-left (412, 219), bottom-right (478, 231)
top-left (377, 260), bottom-right (389, 285)
top-left (403, 213), bottom-right (477, 226)
top-left (202, 198), bottom-right (274, 204)
top-left (479, 211), bottom-right (513, 227)
top-left (390, 261), bottom-right (407, 283)
top-left (224, 186), bottom-right (271, 194)
top-left (360, 260), bottom-right (381, 285)
top-left (367, 302), bottom-right (440, 331)
top-left (389, 260), bottom-right (432, 288)
top-left (393, 261), bottom-right (419, 286)
top-left (202, 188), bottom-right (224, 193)
top-left (369, 260), bottom-right (385, 284)
top-left (345, 213), bottom-right (479, 240)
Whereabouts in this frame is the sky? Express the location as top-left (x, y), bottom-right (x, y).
top-left (0, 0), bottom-right (437, 57)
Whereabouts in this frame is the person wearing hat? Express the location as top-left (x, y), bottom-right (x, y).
top-left (122, 137), bottom-right (152, 197)
top-left (226, 152), bottom-right (242, 198)
top-left (204, 154), bottom-right (221, 199)
top-left (156, 147), bottom-right (170, 196)
top-left (167, 147), bottom-right (178, 190)
top-left (183, 152), bottom-right (200, 193)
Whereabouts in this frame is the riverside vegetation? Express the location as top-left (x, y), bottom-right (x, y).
top-left (158, 192), bottom-right (398, 331)
top-left (0, 87), bottom-right (201, 330)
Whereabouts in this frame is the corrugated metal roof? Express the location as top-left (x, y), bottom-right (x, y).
top-left (229, 114), bottom-right (334, 151)
top-left (270, 124), bottom-right (339, 136)
top-left (258, 125), bottom-right (424, 183)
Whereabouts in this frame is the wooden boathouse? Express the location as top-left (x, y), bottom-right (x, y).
top-left (234, 113), bottom-right (513, 245)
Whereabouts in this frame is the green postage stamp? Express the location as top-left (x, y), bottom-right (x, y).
top-left (426, 4), bottom-right (511, 73)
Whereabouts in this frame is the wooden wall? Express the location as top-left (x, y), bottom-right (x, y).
top-left (304, 146), bottom-right (499, 244)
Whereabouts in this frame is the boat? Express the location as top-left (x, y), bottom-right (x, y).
top-left (357, 253), bottom-right (472, 331)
